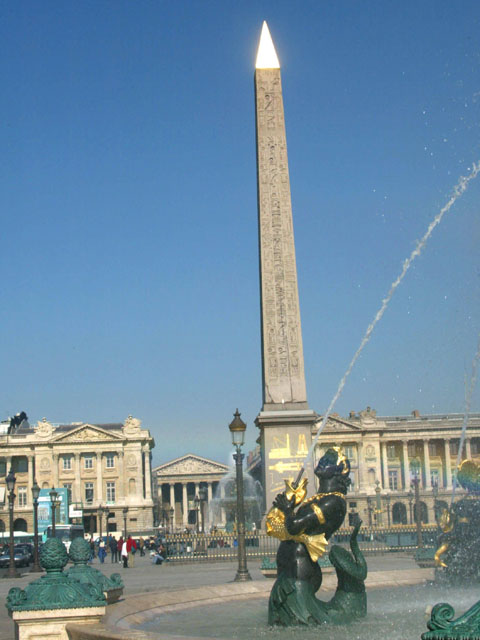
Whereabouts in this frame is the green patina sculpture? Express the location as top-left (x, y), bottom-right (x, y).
top-left (66, 537), bottom-right (123, 603)
top-left (434, 459), bottom-right (480, 584)
top-left (423, 601), bottom-right (480, 640)
top-left (266, 447), bottom-right (367, 626)
top-left (6, 538), bottom-right (106, 612)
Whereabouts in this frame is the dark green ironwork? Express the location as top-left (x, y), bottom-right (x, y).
top-left (6, 538), bottom-right (106, 612)
top-left (66, 538), bottom-right (123, 603)
top-left (423, 600), bottom-right (480, 640)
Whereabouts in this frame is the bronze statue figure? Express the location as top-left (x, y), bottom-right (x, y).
top-left (266, 447), bottom-right (367, 626)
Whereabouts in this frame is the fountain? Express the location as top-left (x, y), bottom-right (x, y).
top-left (208, 457), bottom-right (263, 531)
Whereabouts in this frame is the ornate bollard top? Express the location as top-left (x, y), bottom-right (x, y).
top-left (69, 537), bottom-right (91, 565)
top-left (6, 538), bottom-right (105, 612)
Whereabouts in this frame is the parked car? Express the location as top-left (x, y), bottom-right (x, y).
top-left (0, 545), bottom-right (31, 568)
top-left (14, 543), bottom-right (34, 563)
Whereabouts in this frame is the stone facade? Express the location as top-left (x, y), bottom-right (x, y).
top-left (249, 408), bottom-right (480, 527)
top-left (0, 416), bottom-right (154, 534)
top-left (153, 454), bottom-right (229, 531)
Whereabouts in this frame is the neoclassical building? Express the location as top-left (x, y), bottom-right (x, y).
top-left (248, 408), bottom-right (480, 527)
top-left (153, 454), bottom-right (230, 531)
top-left (0, 415), bottom-right (155, 534)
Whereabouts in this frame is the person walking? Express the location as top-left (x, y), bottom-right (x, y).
top-left (117, 536), bottom-right (123, 564)
top-left (98, 539), bottom-right (106, 563)
top-left (109, 536), bottom-right (118, 563)
top-left (121, 538), bottom-right (128, 568)
top-left (139, 536), bottom-right (145, 556)
top-left (126, 535), bottom-right (137, 568)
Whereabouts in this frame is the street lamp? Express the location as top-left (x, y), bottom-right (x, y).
top-left (410, 458), bottom-right (423, 548)
top-left (49, 487), bottom-right (58, 536)
top-left (385, 494), bottom-right (391, 527)
top-left (374, 480), bottom-right (382, 526)
top-left (5, 469), bottom-right (19, 578)
top-left (408, 490), bottom-right (414, 524)
top-left (194, 496), bottom-right (200, 534)
top-left (169, 506), bottom-right (174, 534)
top-left (228, 409), bottom-right (252, 582)
top-left (98, 505), bottom-right (106, 541)
top-left (31, 480), bottom-right (42, 573)
top-left (122, 507), bottom-right (128, 538)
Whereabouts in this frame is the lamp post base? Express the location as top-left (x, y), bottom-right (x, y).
top-left (30, 565), bottom-right (43, 573)
top-left (4, 567), bottom-right (21, 579)
top-left (234, 569), bottom-right (252, 582)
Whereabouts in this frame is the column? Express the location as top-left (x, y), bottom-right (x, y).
top-left (357, 442), bottom-right (365, 491)
top-left (144, 447), bottom-right (152, 500)
top-left (169, 483), bottom-right (175, 509)
top-left (118, 451), bottom-right (126, 502)
top-left (220, 483), bottom-right (226, 525)
top-left (424, 440), bottom-right (431, 489)
top-left (182, 483), bottom-right (188, 526)
top-left (96, 453), bottom-right (103, 504)
top-left (466, 438), bottom-right (472, 460)
top-left (207, 482), bottom-right (213, 503)
top-left (381, 442), bottom-right (389, 490)
top-left (74, 453), bottom-right (81, 503)
top-left (28, 455), bottom-right (34, 504)
top-left (444, 440), bottom-right (453, 489)
top-left (206, 482), bottom-right (213, 531)
top-left (402, 441), bottom-right (410, 490)
top-left (52, 454), bottom-right (59, 488)
top-left (194, 482), bottom-right (199, 497)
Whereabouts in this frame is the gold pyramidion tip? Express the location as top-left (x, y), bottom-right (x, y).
top-left (255, 21), bottom-right (280, 69)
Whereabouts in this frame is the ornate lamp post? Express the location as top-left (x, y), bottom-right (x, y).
top-left (408, 490), bottom-right (414, 524)
top-left (410, 458), bottom-right (423, 548)
top-left (229, 409), bottom-right (252, 582)
top-left (432, 483), bottom-right (439, 523)
top-left (98, 505), bottom-right (106, 541)
top-left (169, 506), bottom-right (174, 534)
top-left (122, 507), bottom-right (128, 538)
top-left (199, 486), bottom-right (207, 534)
top-left (31, 480), bottom-right (42, 573)
top-left (5, 469), bottom-right (19, 578)
top-left (385, 493), bottom-right (391, 527)
top-left (49, 487), bottom-right (58, 536)
top-left (194, 496), bottom-right (200, 534)
top-left (374, 480), bottom-right (382, 526)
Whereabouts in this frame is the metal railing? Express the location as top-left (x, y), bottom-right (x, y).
top-left (160, 524), bottom-right (438, 564)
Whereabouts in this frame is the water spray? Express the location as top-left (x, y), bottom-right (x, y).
top-left (293, 162), bottom-right (480, 489)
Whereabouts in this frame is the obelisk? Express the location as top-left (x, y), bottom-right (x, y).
top-left (254, 22), bottom-right (317, 510)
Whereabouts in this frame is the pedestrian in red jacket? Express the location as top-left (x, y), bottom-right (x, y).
top-left (126, 535), bottom-right (137, 568)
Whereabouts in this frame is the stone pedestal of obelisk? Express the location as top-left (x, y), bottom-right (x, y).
top-left (254, 22), bottom-right (318, 511)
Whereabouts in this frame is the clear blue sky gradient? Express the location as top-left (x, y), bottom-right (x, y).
top-left (1, 1), bottom-right (479, 467)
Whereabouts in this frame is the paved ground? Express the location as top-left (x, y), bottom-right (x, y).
top-left (0, 552), bottom-right (428, 640)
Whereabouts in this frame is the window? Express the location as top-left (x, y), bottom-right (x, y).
top-left (431, 470), bottom-right (439, 487)
top-left (106, 454), bottom-right (115, 469)
top-left (18, 487), bottom-right (27, 507)
top-left (12, 457), bottom-right (28, 473)
top-left (63, 456), bottom-right (72, 470)
top-left (85, 483), bottom-right (94, 503)
top-left (0, 460), bottom-right (5, 477)
top-left (428, 442), bottom-right (438, 456)
top-left (387, 445), bottom-right (397, 460)
top-left (63, 483), bottom-right (72, 503)
top-left (450, 441), bottom-right (459, 456)
top-left (388, 470), bottom-right (398, 491)
top-left (344, 445), bottom-right (355, 461)
top-left (106, 482), bottom-right (115, 503)
top-left (84, 456), bottom-right (93, 469)
top-left (408, 443), bottom-right (416, 457)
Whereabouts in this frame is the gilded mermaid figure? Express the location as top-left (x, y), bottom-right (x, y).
top-left (266, 447), bottom-right (367, 626)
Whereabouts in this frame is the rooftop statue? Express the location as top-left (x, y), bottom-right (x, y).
top-left (266, 447), bottom-right (367, 626)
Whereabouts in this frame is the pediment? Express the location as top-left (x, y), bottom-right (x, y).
top-left (320, 415), bottom-right (362, 433)
top-left (154, 454), bottom-right (229, 477)
top-left (52, 424), bottom-right (122, 443)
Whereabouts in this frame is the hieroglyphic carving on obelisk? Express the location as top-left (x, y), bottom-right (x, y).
top-left (255, 22), bottom-right (308, 409)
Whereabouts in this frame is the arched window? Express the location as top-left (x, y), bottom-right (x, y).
top-left (129, 478), bottom-right (136, 495)
top-left (13, 518), bottom-right (28, 532)
top-left (392, 502), bottom-right (407, 525)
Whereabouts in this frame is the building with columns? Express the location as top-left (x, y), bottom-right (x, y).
top-left (248, 408), bottom-right (480, 527)
top-left (153, 454), bottom-right (229, 532)
top-left (0, 415), bottom-right (155, 534)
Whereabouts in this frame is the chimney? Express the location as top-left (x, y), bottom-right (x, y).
top-left (412, 410), bottom-right (420, 418)
top-left (349, 411), bottom-right (356, 419)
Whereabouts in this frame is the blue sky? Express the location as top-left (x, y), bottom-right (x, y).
top-left (1, 1), bottom-right (479, 467)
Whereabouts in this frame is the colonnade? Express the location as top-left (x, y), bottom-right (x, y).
top-left (159, 480), bottom-right (223, 529)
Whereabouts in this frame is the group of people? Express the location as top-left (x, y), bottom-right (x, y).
top-left (87, 534), bottom-right (167, 567)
